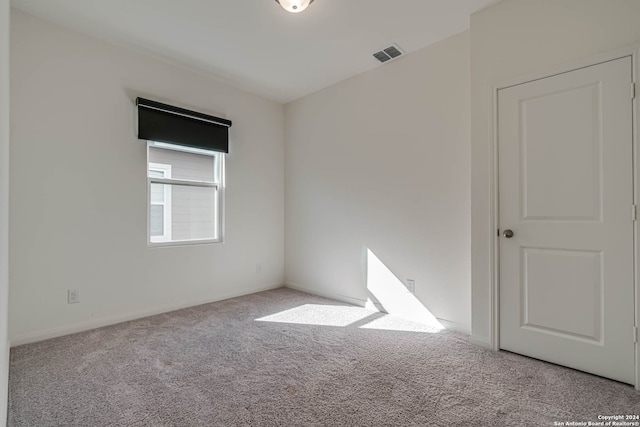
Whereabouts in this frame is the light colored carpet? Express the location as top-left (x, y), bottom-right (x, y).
top-left (8, 288), bottom-right (640, 426)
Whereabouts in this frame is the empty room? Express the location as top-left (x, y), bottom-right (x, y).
top-left (2, 0), bottom-right (640, 425)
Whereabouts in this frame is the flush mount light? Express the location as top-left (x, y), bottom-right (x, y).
top-left (275, 0), bottom-right (314, 13)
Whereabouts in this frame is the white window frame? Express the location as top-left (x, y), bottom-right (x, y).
top-left (147, 141), bottom-right (224, 247)
top-left (148, 162), bottom-right (172, 243)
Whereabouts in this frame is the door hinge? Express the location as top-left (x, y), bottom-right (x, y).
top-left (633, 204), bottom-right (637, 221)
top-left (632, 82), bottom-right (636, 100)
top-left (634, 326), bottom-right (638, 344)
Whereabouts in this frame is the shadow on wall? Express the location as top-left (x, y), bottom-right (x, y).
top-left (255, 249), bottom-right (444, 334)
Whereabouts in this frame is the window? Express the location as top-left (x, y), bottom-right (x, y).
top-left (147, 141), bottom-right (224, 245)
top-left (136, 97), bottom-right (231, 245)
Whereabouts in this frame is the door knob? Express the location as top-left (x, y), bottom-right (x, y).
top-left (503, 229), bottom-right (514, 238)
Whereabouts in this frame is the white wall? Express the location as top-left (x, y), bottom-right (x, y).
top-left (470, 0), bottom-right (640, 346)
top-left (9, 10), bottom-right (285, 345)
top-left (0, 0), bottom-right (9, 423)
top-left (285, 32), bottom-right (471, 333)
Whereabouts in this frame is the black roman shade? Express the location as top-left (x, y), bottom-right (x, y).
top-left (137, 98), bottom-right (232, 153)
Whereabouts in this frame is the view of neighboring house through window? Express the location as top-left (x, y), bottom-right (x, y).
top-left (147, 141), bottom-right (223, 245)
top-left (148, 163), bottom-right (172, 242)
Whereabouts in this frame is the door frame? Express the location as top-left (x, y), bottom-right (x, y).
top-left (488, 42), bottom-right (640, 389)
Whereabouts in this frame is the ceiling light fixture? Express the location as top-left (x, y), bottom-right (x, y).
top-left (275, 0), bottom-right (314, 13)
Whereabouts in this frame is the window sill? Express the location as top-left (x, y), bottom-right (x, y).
top-left (148, 238), bottom-right (223, 248)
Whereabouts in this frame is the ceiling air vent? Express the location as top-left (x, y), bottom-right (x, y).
top-left (372, 43), bottom-right (405, 64)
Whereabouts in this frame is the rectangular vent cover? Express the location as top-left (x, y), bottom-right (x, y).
top-left (372, 43), bottom-right (404, 64)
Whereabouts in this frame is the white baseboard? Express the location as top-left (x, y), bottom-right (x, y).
top-left (468, 334), bottom-right (492, 349)
top-left (10, 283), bottom-right (284, 347)
top-left (437, 318), bottom-right (470, 335)
top-left (284, 282), bottom-right (368, 307)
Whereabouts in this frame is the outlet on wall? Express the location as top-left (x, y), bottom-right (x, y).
top-left (256, 263), bottom-right (262, 274)
top-left (67, 289), bottom-right (80, 304)
top-left (405, 279), bottom-right (415, 293)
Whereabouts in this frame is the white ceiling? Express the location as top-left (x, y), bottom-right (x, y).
top-left (11, 0), bottom-right (499, 103)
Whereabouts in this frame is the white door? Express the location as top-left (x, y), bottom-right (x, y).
top-left (498, 56), bottom-right (635, 385)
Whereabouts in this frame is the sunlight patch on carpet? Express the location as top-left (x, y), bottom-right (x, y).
top-left (255, 303), bottom-right (442, 333)
top-left (255, 304), bottom-right (373, 327)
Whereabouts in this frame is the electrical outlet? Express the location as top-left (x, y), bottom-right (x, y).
top-left (256, 263), bottom-right (262, 274)
top-left (405, 279), bottom-right (415, 293)
top-left (67, 289), bottom-right (80, 304)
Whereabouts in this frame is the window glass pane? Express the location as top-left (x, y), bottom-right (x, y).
top-left (149, 146), bottom-right (216, 182)
top-left (169, 185), bottom-right (218, 241)
top-left (150, 183), bottom-right (165, 204)
top-left (150, 205), bottom-right (164, 237)
top-left (147, 141), bottom-right (222, 244)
